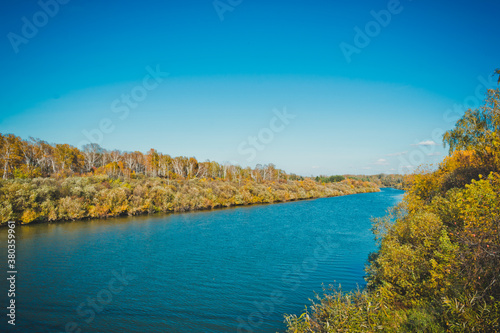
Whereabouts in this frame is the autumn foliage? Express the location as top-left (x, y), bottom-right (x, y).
top-left (0, 128), bottom-right (385, 224)
top-left (0, 176), bottom-right (378, 224)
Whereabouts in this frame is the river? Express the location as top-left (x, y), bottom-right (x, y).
top-left (0, 188), bottom-right (403, 333)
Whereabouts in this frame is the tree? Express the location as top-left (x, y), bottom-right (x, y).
top-left (187, 157), bottom-right (198, 179)
top-left (82, 143), bottom-right (103, 172)
top-left (443, 71), bottom-right (500, 165)
top-left (0, 134), bottom-right (22, 179)
top-left (53, 144), bottom-right (84, 174)
top-left (146, 149), bottom-right (160, 177)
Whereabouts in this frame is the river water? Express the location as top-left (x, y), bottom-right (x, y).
top-left (0, 188), bottom-right (403, 333)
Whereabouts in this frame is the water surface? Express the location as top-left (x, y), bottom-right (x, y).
top-left (0, 188), bottom-right (403, 333)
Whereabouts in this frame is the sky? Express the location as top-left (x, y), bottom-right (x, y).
top-left (0, 0), bottom-right (499, 176)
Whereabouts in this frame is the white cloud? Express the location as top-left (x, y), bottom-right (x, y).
top-left (413, 140), bottom-right (438, 146)
top-left (373, 158), bottom-right (389, 165)
top-left (427, 152), bottom-right (441, 156)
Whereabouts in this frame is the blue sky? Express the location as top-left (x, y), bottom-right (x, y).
top-left (0, 0), bottom-right (499, 176)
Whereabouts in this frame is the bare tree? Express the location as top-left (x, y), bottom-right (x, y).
top-left (82, 143), bottom-right (103, 171)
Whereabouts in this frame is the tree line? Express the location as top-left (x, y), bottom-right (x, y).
top-left (0, 134), bottom-right (385, 224)
top-left (315, 174), bottom-right (404, 189)
top-left (0, 135), bottom-right (296, 182)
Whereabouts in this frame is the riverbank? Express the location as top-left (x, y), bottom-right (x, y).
top-left (0, 176), bottom-right (379, 224)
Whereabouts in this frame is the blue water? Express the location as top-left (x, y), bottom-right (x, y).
top-left (0, 188), bottom-right (403, 333)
